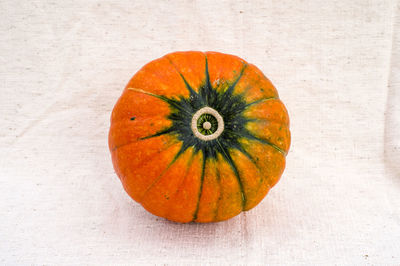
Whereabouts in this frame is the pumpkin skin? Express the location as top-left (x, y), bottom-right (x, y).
top-left (109, 51), bottom-right (290, 223)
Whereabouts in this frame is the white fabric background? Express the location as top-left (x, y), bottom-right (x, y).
top-left (1, 0), bottom-right (400, 265)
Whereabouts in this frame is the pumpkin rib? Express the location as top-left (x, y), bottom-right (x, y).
top-left (245, 97), bottom-right (279, 108)
top-left (192, 151), bottom-right (207, 221)
top-left (223, 127), bottom-right (286, 156)
top-left (229, 144), bottom-right (281, 211)
top-left (234, 143), bottom-right (259, 167)
top-left (164, 151), bottom-right (202, 222)
top-left (170, 151), bottom-right (196, 193)
top-left (142, 147), bottom-right (194, 205)
top-left (250, 118), bottom-right (290, 127)
top-left (114, 141), bottom-right (182, 201)
top-left (140, 144), bottom-right (193, 203)
top-left (111, 136), bottom-right (176, 161)
top-left (204, 54), bottom-right (212, 92)
top-left (219, 135), bottom-right (259, 166)
top-left (109, 117), bottom-right (173, 151)
top-left (231, 63), bottom-right (279, 103)
top-left (237, 141), bottom-right (285, 211)
top-left (193, 158), bottom-right (222, 223)
top-left (127, 87), bottom-right (192, 116)
top-left (245, 121), bottom-right (291, 153)
top-left (110, 89), bottom-right (172, 125)
top-left (128, 56), bottom-right (193, 99)
top-left (213, 152), bottom-right (244, 221)
top-left (198, 54), bottom-right (214, 105)
top-left (140, 127), bottom-right (176, 141)
top-left (111, 134), bottom-right (178, 156)
top-left (170, 151), bottom-right (197, 196)
top-left (231, 145), bottom-right (269, 193)
top-left (241, 129), bottom-right (287, 156)
top-left (223, 63), bottom-right (248, 97)
top-left (249, 119), bottom-right (290, 127)
top-left (205, 52), bottom-right (247, 93)
top-left (111, 134), bottom-right (172, 152)
top-left (216, 139), bottom-right (246, 210)
top-left (230, 149), bottom-right (270, 211)
top-left (109, 115), bottom-right (169, 129)
top-left (213, 162), bottom-right (222, 221)
top-left (140, 147), bottom-right (195, 219)
top-left (249, 134), bottom-right (286, 155)
top-left (244, 99), bottom-right (290, 125)
top-left (240, 138), bottom-right (287, 188)
top-left (165, 56), bottom-right (198, 96)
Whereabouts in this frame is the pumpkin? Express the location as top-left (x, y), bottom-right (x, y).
top-left (109, 51), bottom-right (290, 223)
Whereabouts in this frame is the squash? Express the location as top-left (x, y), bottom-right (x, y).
top-left (109, 51), bottom-right (290, 223)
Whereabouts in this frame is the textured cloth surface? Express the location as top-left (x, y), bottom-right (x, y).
top-left (1, 1), bottom-right (400, 265)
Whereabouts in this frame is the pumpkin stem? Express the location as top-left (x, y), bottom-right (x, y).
top-left (191, 106), bottom-right (224, 141)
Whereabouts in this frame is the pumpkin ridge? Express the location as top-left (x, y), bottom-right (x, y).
top-left (245, 121), bottom-right (290, 152)
top-left (109, 122), bottom-right (152, 151)
top-left (111, 134), bottom-right (178, 152)
top-left (111, 141), bottom-right (176, 172)
top-left (226, 124), bottom-right (289, 154)
top-left (164, 150), bottom-right (198, 220)
top-left (253, 136), bottom-right (288, 154)
top-left (113, 141), bottom-right (182, 200)
top-left (252, 136), bottom-right (287, 155)
top-left (165, 151), bottom-right (196, 198)
top-left (204, 54), bottom-right (212, 93)
top-left (223, 63), bottom-right (248, 97)
top-left (192, 150), bottom-right (207, 221)
top-left (239, 129), bottom-right (287, 155)
top-left (165, 56), bottom-right (198, 96)
top-left (229, 144), bottom-right (279, 205)
top-left (139, 142), bottom-right (186, 203)
top-left (127, 87), bottom-right (191, 116)
top-left (140, 127), bottom-right (176, 140)
top-left (216, 139), bottom-right (246, 210)
top-left (248, 119), bottom-right (290, 127)
top-left (197, 55), bottom-right (213, 104)
top-left (213, 161), bottom-right (222, 222)
top-left (231, 141), bottom-right (258, 166)
top-left (245, 97), bottom-right (279, 108)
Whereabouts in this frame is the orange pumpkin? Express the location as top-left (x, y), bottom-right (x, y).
top-left (109, 51), bottom-right (290, 223)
